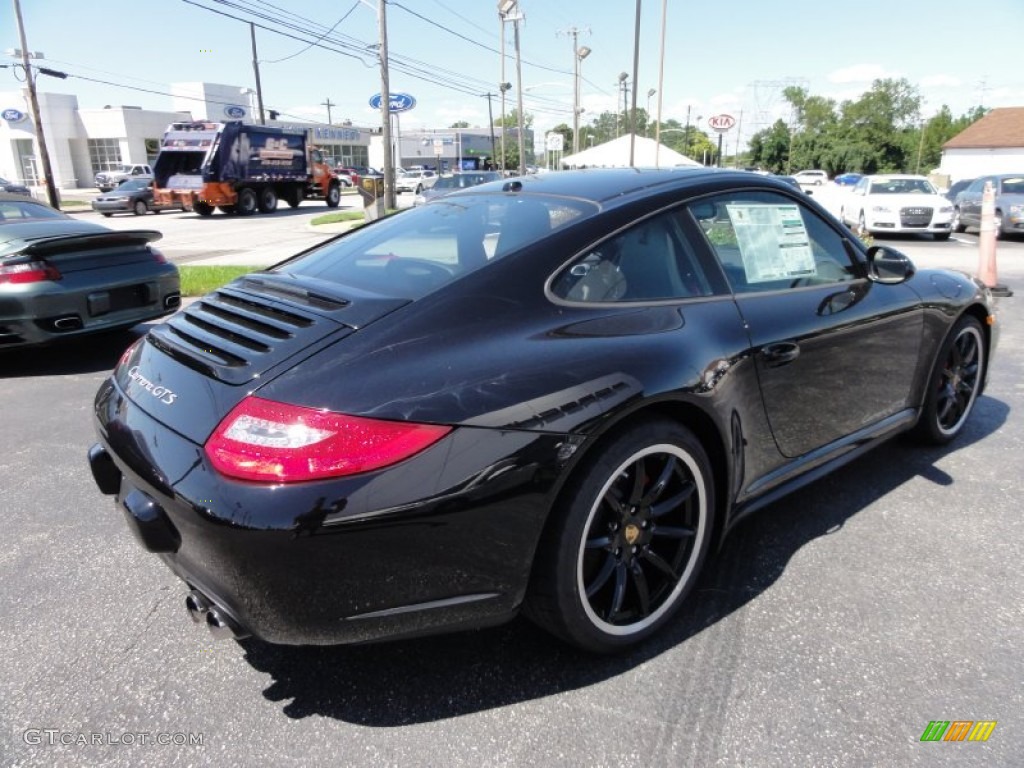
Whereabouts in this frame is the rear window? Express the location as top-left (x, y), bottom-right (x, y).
top-left (0, 200), bottom-right (67, 222)
top-left (273, 194), bottom-right (594, 300)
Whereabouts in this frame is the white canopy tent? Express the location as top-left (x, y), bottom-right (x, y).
top-left (560, 134), bottom-right (701, 169)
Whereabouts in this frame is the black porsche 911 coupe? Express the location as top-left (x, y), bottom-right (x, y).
top-left (88, 168), bottom-right (998, 653)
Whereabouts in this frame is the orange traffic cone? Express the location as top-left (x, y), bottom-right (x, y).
top-left (977, 180), bottom-right (1012, 297)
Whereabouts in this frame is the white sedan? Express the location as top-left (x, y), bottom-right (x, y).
top-left (840, 174), bottom-right (954, 240)
top-left (395, 170), bottom-right (438, 194)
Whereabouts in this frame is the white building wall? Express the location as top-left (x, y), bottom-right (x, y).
top-left (939, 148), bottom-right (1024, 182)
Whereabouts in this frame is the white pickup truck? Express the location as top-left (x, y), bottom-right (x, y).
top-left (94, 163), bottom-right (154, 192)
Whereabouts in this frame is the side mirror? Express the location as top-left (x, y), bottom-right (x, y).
top-left (866, 245), bottom-right (915, 284)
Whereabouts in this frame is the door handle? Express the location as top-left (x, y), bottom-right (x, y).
top-left (761, 342), bottom-right (800, 367)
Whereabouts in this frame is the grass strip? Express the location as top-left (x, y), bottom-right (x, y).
top-left (177, 265), bottom-right (260, 296)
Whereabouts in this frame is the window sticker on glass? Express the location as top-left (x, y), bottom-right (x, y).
top-left (725, 203), bottom-right (816, 283)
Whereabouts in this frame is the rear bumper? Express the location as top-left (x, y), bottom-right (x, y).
top-left (90, 376), bottom-right (566, 645)
top-left (0, 266), bottom-right (180, 348)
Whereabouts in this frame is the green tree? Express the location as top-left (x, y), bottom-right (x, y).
top-left (449, 120), bottom-right (470, 129)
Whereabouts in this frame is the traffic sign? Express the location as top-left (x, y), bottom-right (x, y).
top-left (708, 114), bottom-right (736, 133)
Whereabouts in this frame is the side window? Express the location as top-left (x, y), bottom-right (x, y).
top-left (551, 211), bottom-right (713, 303)
top-left (690, 191), bottom-right (858, 294)
top-left (966, 178), bottom-right (985, 194)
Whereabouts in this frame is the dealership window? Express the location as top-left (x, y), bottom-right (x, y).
top-left (144, 138), bottom-right (161, 166)
top-left (88, 139), bottom-right (123, 174)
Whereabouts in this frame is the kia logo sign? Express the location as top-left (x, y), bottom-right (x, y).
top-left (369, 93), bottom-right (416, 113)
top-left (708, 114), bottom-right (736, 133)
top-left (2, 108), bottom-right (27, 122)
top-left (224, 105), bottom-right (247, 119)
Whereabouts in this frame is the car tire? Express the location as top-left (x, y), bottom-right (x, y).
top-left (415, 184), bottom-right (423, 195)
top-left (952, 208), bottom-right (966, 233)
top-left (325, 183), bottom-right (341, 208)
top-left (258, 187), bottom-right (278, 214)
top-left (911, 315), bottom-right (985, 445)
top-left (525, 418), bottom-right (715, 653)
top-left (284, 189), bottom-right (302, 208)
top-left (133, 200), bottom-right (148, 216)
top-left (194, 202), bottom-right (215, 217)
top-left (236, 187), bottom-right (258, 216)
top-left (857, 212), bottom-right (869, 237)
top-left (100, 212), bottom-right (113, 218)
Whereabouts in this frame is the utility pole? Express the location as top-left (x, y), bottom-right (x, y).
top-left (13, 0), bottom-right (58, 208)
top-left (250, 23), bottom-right (265, 124)
top-left (560, 25), bottom-right (590, 156)
top-left (321, 97), bottom-right (336, 125)
top-left (377, 0), bottom-right (396, 210)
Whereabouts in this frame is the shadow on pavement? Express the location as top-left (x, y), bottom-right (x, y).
top-left (0, 325), bottom-right (149, 378)
top-left (238, 395), bottom-right (1008, 724)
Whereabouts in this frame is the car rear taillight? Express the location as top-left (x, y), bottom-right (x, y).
top-left (204, 396), bottom-right (452, 483)
top-left (0, 260), bottom-right (62, 284)
top-left (148, 246), bottom-right (167, 263)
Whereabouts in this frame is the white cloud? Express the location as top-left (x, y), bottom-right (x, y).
top-left (921, 74), bottom-right (962, 88)
top-left (828, 64), bottom-right (895, 84)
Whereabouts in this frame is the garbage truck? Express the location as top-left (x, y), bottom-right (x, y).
top-left (152, 121), bottom-right (341, 216)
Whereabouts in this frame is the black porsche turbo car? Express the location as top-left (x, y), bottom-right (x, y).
top-left (88, 168), bottom-right (997, 653)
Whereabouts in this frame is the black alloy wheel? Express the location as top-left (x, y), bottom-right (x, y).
top-left (912, 315), bottom-right (985, 444)
top-left (526, 419), bottom-right (714, 653)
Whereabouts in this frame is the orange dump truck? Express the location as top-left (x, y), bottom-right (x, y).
top-left (152, 121), bottom-right (341, 216)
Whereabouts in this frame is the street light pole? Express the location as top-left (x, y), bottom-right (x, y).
top-left (512, 10), bottom-right (526, 175)
top-left (572, 39), bottom-right (591, 156)
top-left (646, 88), bottom-right (656, 137)
top-left (628, 0), bottom-right (642, 166)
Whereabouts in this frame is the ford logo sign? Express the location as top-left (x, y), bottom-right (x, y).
top-left (2, 108), bottom-right (27, 122)
top-left (223, 105), bottom-right (247, 119)
top-left (368, 93), bottom-right (416, 113)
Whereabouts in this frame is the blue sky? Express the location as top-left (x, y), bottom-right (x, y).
top-left (4, 0), bottom-right (1022, 148)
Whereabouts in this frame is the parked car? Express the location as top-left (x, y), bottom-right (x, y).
top-left (839, 174), bottom-right (954, 240)
top-left (771, 174), bottom-right (803, 191)
top-left (413, 171), bottom-right (503, 205)
top-left (396, 169), bottom-right (438, 194)
top-left (944, 177), bottom-right (974, 202)
top-left (332, 168), bottom-right (354, 188)
top-left (91, 178), bottom-right (185, 217)
top-left (951, 173), bottom-right (1024, 238)
top-left (337, 166), bottom-right (381, 187)
top-left (834, 172), bottom-right (863, 187)
top-left (87, 168), bottom-right (997, 653)
top-left (793, 169), bottom-right (829, 186)
top-left (94, 164), bottom-right (154, 192)
top-left (0, 175), bottom-right (31, 196)
top-left (0, 192), bottom-right (179, 348)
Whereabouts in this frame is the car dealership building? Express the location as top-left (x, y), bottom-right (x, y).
top-left (1, 81), bottom-right (514, 190)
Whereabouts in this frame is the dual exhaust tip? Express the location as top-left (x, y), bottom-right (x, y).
top-left (185, 590), bottom-right (249, 641)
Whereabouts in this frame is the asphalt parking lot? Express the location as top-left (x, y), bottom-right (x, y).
top-left (1, 201), bottom-right (1021, 767)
